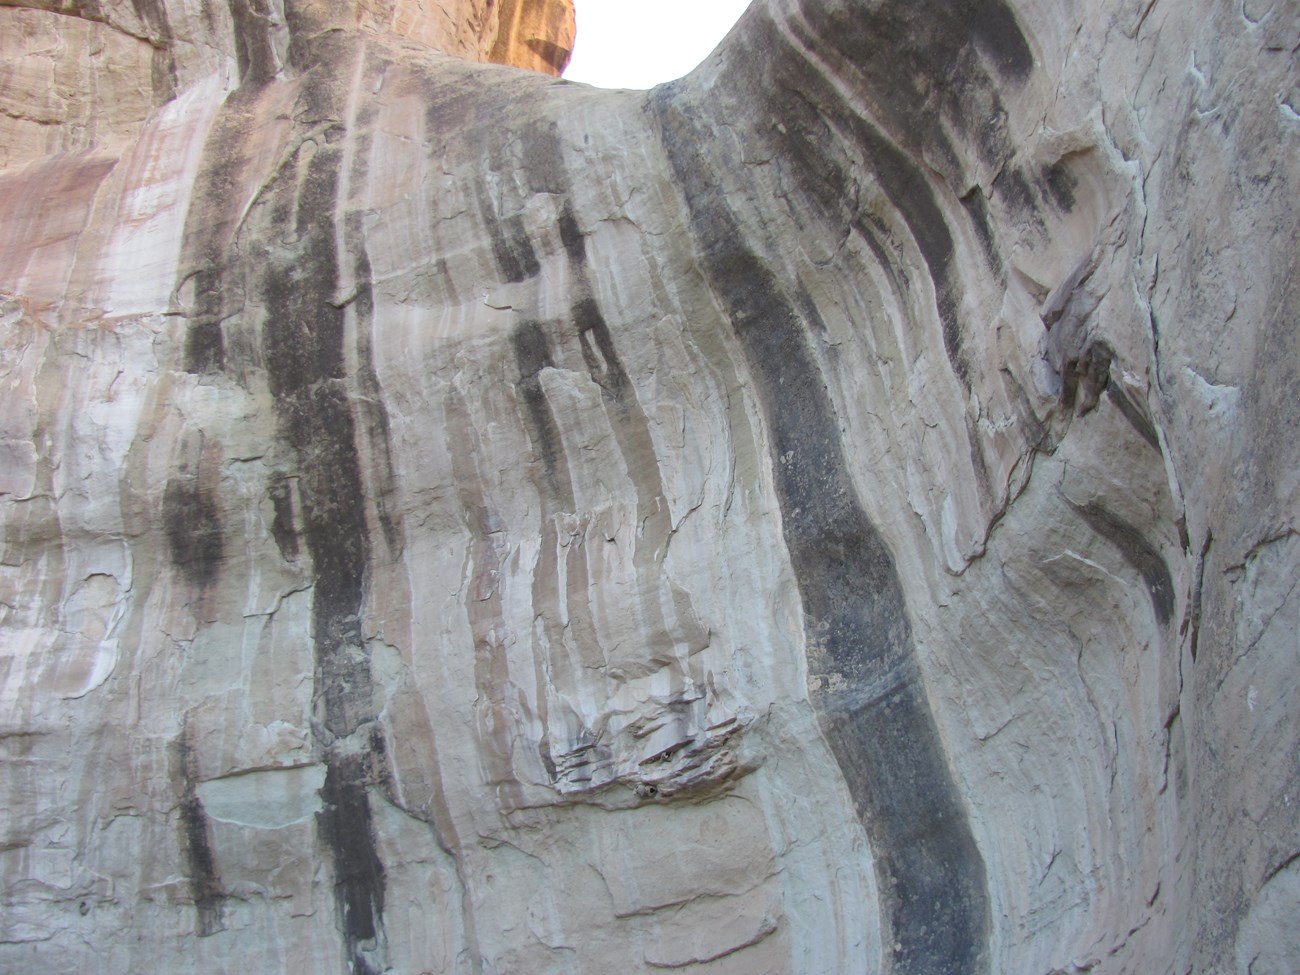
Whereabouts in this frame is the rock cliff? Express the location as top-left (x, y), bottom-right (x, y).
top-left (0, 0), bottom-right (1296, 973)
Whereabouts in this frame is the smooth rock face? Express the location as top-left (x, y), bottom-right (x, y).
top-left (1, 1), bottom-right (1296, 973)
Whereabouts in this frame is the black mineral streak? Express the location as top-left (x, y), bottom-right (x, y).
top-left (249, 77), bottom-right (387, 970)
top-left (574, 296), bottom-right (630, 397)
top-left (178, 99), bottom-right (267, 376)
top-left (163, 476), bottom-right (224, 587)
top-left (500, 118), bottom-right (710, 781)
top-left (182, 268), bottom-right (227, 374)
top-left (481, 197), bottom-right (542, 283)
top-left (1073, 500), bottom-right (1176, 626)
top-left (227, 0), bottom-right (278, 89)
top-left (558, 202), bottom-right (587, 264)
top-left (1188, 531), bottom-right (1212, 662)
top-left (992, 165), bottom-right (1039, 218)
top-left (520, 118), bottom-right (569, 195)
top-left (511, 320), bottom-right (576, 509)
top-left (656, 72), bottom-right (990, 975)
top-left (128, 0), bottom-right (178, 101)
top-left (1042, 160), bottom-right (1080, 212)
top-left (761, 13), bottom-right (972, 386)
top-left (173, 734), bottom-right (225, 937)
top-left (794, 0), bottom-right (1030, 173)
top-left (318, 752), bottom-right (387, 967)
top-left (268, 473), bottom-right (300, 561)
top-left (960, 185), bottom-right (1001, 273)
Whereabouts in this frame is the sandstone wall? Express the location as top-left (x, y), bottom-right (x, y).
top-left (0, 1), bottom-right (1296, 973)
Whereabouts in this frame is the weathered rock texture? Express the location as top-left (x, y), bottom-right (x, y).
top-left (1, 0), bottom-right (1297, 973)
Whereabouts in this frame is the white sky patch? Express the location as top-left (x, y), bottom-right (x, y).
top-left (563, 0), bottom-right (755, 90)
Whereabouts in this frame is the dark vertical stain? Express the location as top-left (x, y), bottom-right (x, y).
top-left (793, 284), bottom-right (833, 340)
top-left (480, 198), bottom-right (542, 283)
top-left (521, 119), bottom-right (569, 195)
top-left (227, 0), bottom-right (279, 88)
top-left (790, 0), bottom-right (1031, 176)
top-left (446, 388), bottom-right (533, 805)
top-left (1041, 160), bottom-right (1079, 212)
top-left (745, 13), bottom-right (972, 386)
top-left (268, 473), bottom-right (300, 561)
top-left (1071, 500), bottom-right (1175, 625)
top-left (570, 292), bottom-right (689, 577)
top-left (128, 0), bottom-right (178, 102)
top-left (963, 411), bottom-right (996, 511)
top-left (818, 676), bottom-right (993, 971)
top-left (965, 0), bottom-right (1035, 80)
top-left (173, 733), bottom-right (225, 937)
top-left (509, 117), bottom-right (711, 741)
top-left (558, 203), bottom-right (586, 264)
top-left (164, 477), bottom-right (225, 587)
top-left (177, 94), bottom-right (272, 376)
top-left (526, 117), bottom-right (706, 646)
top-left (317, 750), bottom-right (387, 973)
top-left (992, 166), bottom-right (1045, 228)
top-left (467, 324), bottom-right (587, 793)
top-left (252, 84), bottom-right (387, 970)
top-left (574, 297), bottom-right (630, 396)
top-left (655, 90), bottom-right (990, 975)
top-left (850, 213), bottom-right (911, 311)
top-left (514, 120), bottom-right (676, 528)
top-left (840, 104), bottom-right (966, 384)
top-left (182, 268), bottom-right (228, 374)
top-left (960, 185), bottom-right (1001, 273)
top-left (171, 28), bottom-right (396, 970)
top-left (277, 384), bottom-right (374, 738)
top-left (511, 320), bottom-right (576, 509)
top-left (512, 318), bottom-right (554, 378)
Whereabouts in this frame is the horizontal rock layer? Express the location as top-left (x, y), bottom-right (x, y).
top-left (0, 0), bottom-right (1296, 973)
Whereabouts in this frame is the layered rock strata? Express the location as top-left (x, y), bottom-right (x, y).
top-left (1, 1), bottom-right (1297, 973)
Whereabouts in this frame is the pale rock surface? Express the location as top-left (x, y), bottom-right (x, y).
top-left (0, 1), bottom-right (1296, 974)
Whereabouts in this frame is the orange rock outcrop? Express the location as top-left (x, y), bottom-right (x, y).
top-left (489, 0), bottom-right (577, 76)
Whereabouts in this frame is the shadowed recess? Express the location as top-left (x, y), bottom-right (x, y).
top-left (1071, 500), bottom-right (1175, 626)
